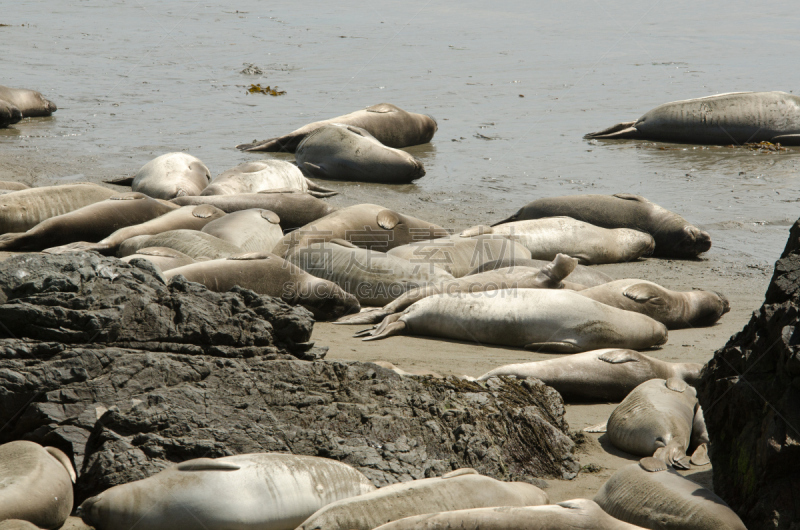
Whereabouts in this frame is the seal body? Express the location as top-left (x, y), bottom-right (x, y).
top-left (131, 152), bottom-right (211, 199)
top-left (201, 160), bottom-right (336, 198)
top-left (585, 91), bottom-right (800, 146)
top-left (465, 257), bottom-right (613, 286)
top-left (0, 441), bottom-right (76, 529)
top-left (296, 124), bottom-right (425, 183)
top-left (0, 181), bottom-right (29, 191)
top-left (0, 184), bottom-right (117, 234)
top-left (118, 229), bottom-right (244, 260)
top-left (165, 252), bottom-right (360, 320)
top-left (297, 469), bottom-right (548, 530)
top-left (594, 458), bottom-right (746, 529)
top-left (121, 246), bottom-right (197, 271)
top-left (0, 85), bottom-right (57, 117)
top-left (493, 194), bottom-right (710, 258)
top-left (201, 209), bottom-right (283, 253)
top-left (237, 103), bottom-right (437, 152)
top-left (477, 349), bottom-right (702, 402)
top-left (79, 453), bottom-right (376, 530)
top-left (0, 100), bottom-right (22, 127)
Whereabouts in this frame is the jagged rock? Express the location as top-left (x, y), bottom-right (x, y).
top-left (699, 220), bottom-right (800, 530)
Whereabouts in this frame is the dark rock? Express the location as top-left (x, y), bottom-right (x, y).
top-left (699, 220), bottom-right (800, 530)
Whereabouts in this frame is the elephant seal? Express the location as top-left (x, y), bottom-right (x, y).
top-left (0, 85), bottom-right (57, 117)
top-left (0, 183), bottom-right (117, 234)
top-left (201, 160), bottom-right (337, 198)
top-left (118, 229), bottom-right (244, 260)
top-left (78, 453), bottom-right (376, 530)
top-left (296, 124), bottom-right (425, 183)
top-left (128, 152), bottom-right (211, 199)
top-left (0, 181), bottom-right (29, 191)
top-left (605, 378), bottom-right (709, 468)
top-left (477, 349), bottom-right (702, 402)
top-left (357, 288), bottom-right (668, 352)
top-left (289, 240), bottom-right (454, 306)
top-left (465, 257), bottom-right (613, 286)
top-left (463, 217), bottom-right (655, 265)
top-left (371, 499), bottom-right (647, 530)
top-left (0, 521), bottom-right (40, 530)
top-left (165, 252), bottom-right (360, 320)
top-left (585, 91), bottom-right (800, 146)
top-left (298, 468), bottom-right (548, 530)
top-left (121, 246), bottom-right (197, 271)
top-left (0, 100), bottom-right (22, 127)
top-left (0, 441), bottom-right (76, 529)
top-left (387, 235), bottom-right (532, 277)
top-left (274, 204), bottom-right (448, 258)
top-left (337, 254), bottom-right (577, 325)
top-left (0, 192), bottom-right (179, 251)
top-left (44, 204), bottom-right (225, 255)
top-left (171, 190), bottom-right (337, 230)
top-left (492, 194), bottom-right (711, 258)
top-left (594, 458), bottom-right (746, 529)
top-left (201, 209), bottom-right (283, 252)
top-left (577, 279), bottom-right (730, 329)
top-left (237, 103), bottom-right (437, 152)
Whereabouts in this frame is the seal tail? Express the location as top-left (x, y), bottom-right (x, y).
top-left (653, 439), bottom-right (691, 470)
top-left (334, 309), bottom-right (390, 325)
top-left (583, 121), bottom-right (639, 140)
top-left (304, 178), bottom-right (338, 198)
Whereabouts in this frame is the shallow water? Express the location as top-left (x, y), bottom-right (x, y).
top-left (2, 1), bottom-right (799, 270)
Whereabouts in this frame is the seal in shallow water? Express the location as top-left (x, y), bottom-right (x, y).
top-left (0, 85), bottom-right (57, 117)
top-left (0, 100), bottom-right (22, 127)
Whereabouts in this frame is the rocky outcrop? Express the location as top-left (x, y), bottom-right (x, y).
top-left (0, 253), bottom-right (577, 505)
top-left (699, 220), bottom-right (800, 530)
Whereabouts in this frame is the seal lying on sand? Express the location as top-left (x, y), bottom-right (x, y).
top-left (492, 194), bottom-right (710, 258)
top-left (465, 257), bottom-right (613, 286)
top-left (594, 457), bottom-right (746, 529)
top-left (171, 190), bottom-right (336, 230)
top-left (78, 453), bottom-right (376, 530)
top-left (121, 246), bottom-right (197, 271)
top-left (164, 252), bottom-right (360, 320)
top-left (126, 152), bottom-right (212, 199)
top-left (0, 441), bottom-right (76, 530)
top-left (296, 124), bottom-right (426, 184)
top-left (297, 468), bottom-right (548, 530)
top-left (371, 499), bottom-right (647, 530)
top-left (336, 254), bottom-right (577, 325)
top-left (464, 217), bottom-right (655, 264)
top-left (201, 209), bottom-right (283, 253)
top-left (118, 230), bottom-right (244, 260)
top-left (237, 103), bottom-right (437, 152)
top-left (0, 100), bottom-right (22, 127)
top-left (0, 85), bottom-right (57, 117)
top-left (576, 279), bottom-right (730, 329)
top-left (356, 288), bottom-right (668, 352)
top-left (585, 91), bottom-right (800, 146)
top-left (477, 349), bottom-right (702, 402)
top-left (201, 160), bottom-right (337, 198)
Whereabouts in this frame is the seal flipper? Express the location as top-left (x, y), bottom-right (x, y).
top-left (612, 193), bottom-right (649, 202)
top-left (302, 162), bottom-right (329, 179)
top-left (442, 468), bottom-right (478, 478)
top-left (623, 283), bottom-right (667, 305)
top-left (361, 312), bottom-right (406, 341)
top-left (584, 421), bottom-right (607, 433)
top-left (236, 134), bottom-right (303, 153)
top-left (0, 233), bottom-right (25, 251)
top-left (654, 439), bottom-right (690, 470)
top-left (104, 176), bottom-right (135, 186)
top-left (490, 208), bottom-right (523, 227)
top-left (535, 253), bottom-right (578, 287)
top-left (524, 341), bottom-right (582, 353)
top-left (46, 447), bottom-right (77, 483)
top-left (176, 458), bottom-right (241, 471)
top-left (334, 308), bottom-right (390, 325)
top-left (598, 349), bottom-right (640, 364)
top-left (583, 121), bottom-right (639, 140)
top-left (366, 103), bottom-right (397, 113)
top-left (43, 241), bottom-right (113, 255)
top-left (770, 134), bottom-right (800, 146)
top-left (690, 443), bottom-right (710, 466)
top-left (639, 456), bottom-right (668, 472)
top-left (303, 178), bottom-right (338, 198)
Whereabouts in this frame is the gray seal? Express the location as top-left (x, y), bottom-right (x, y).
top-left (118, 229), bottom-right (244, 260)
top-left (464, 257), bottom-right (613, 287)
top-left (0, 100), bottom-right (22, 127)
top-left (0, 85), bottom-right (57, 117)
top-left (296, 124), bottom-right (425, 183)
top-left (492, 194), bottom-right (710, 258)
top-left (477, 348), bottom-right (702, 402)
top-left (201, 209), bottom-right (283, 253)
top-left (130, 152), bottom-right (212, 199)
top-left (594, 457), bottom-right (746, 529)
top-left (585, 91), bottom-right (800, 145)
top-left (201, 160), bottom-right (337, 198)
top-left (237, 103), bottom-right (437, 152)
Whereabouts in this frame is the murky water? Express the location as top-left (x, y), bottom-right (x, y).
top-left (2, 1), bottom-right (799, 271)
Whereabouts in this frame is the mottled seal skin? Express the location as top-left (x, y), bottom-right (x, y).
top-left (165, 252), bottom-right (360, 320)
top-left (585, 91), bottom-right (800, 146)
top-left (296, 124), bottom-right (425, 184)
top-left (0, 441), bottom-right (76, 530)
top-left (0, 181), bottom-right (29, 191)
top-left (0, 85), bottom-right (57, 117)
top-left (465, 257), bottom-right (613, 287)
top-left (0, 192), bottom-right (179, 251)
top-left (118, 229), bottom-right (244, 260)
top-left (121, 246), bottom-right (197, 271)
top-left (78, 453), bottom-right (376, 530)
top-left (44, 204), bottom-right (226, 255)
top-left (0, 183), bottom-right (117, 235)
top-left (358, 288), bottom-right (668, 352)
top-left (297, 469), bottom-right (548, 530)
top-left (201, 160), bottom-right (337, 198)
top-left (288, 239), bottom-right (454, 307)
top-left (371, 499), bottom-right (647, 530)
top-left (607, 378), bottom-right (708, 468)
top-left (493, 194), bottom-right (710, 258)
top-left (594, 458), bottom-right (746, 530)
top-left (171, 190), bottom-right (337, 230)
top-left (201, 209), bottom-right (283, 253)
top-left (477, 349), bottom-right (702, 402)
top-left (466, 217), bottom-right (655, 265)
top-left (577, 279), bottom-right (729, 329)
top-left (273, 204), bottom-right (448, 258)
top-left (386, 235), bottom-right (532, 277)
top-left (130, 152), bottom-right (211, 199)
top-left (237, 103), bottom-right (437, 152)
top-left (0, 99), bottom-right (22, 127)
top-left (337, 254), bottom-right (577, 325)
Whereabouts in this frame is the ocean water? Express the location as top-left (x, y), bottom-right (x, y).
top-left (2, 0), bottom-right (799, 270)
